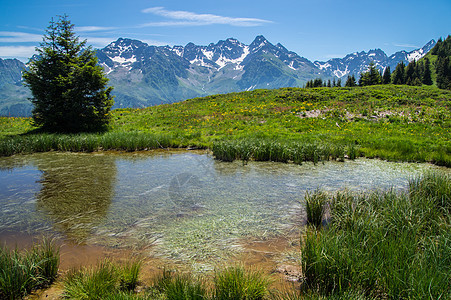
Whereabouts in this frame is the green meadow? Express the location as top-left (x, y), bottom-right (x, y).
top-left (1, 85), bottom-right (450, 166)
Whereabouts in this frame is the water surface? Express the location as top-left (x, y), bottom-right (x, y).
top-left (0, 151), bottom-right (444, 269)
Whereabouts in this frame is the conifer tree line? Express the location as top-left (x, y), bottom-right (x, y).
top-left (304, 35), bottom-right (451, 90)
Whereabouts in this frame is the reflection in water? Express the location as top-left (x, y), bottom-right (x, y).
top-left (35, 153), bottom-right (116, 243)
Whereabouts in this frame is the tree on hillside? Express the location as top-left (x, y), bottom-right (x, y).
top-left (359, 61), bottom-right (382, 86)
top-left (436, 56), bottom-right (451, 89)
top-left (422, 58), bottom-right (433, 85)
top-left (382, 66), bottom-right (391, 84)
top-left (23, 15), bottom-right (114, 132)
top-left (391, 62), bottom-right (405, 85)
top-left (345, 75), bottom-right (357, 87)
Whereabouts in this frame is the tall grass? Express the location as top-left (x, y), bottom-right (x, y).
top-left (304, 190), bottom-right (327, 228)
top-left (213, 265), bottom-right (272, 300)
top-left (212, 139), bottom-right (360, 164)
top-left (0, 238), bottom-right (59, 299)
top-left (0, 132), bottom-right (176, 156)
top-left (153, 269), bottom-right (207, 300)
top-left (301, 172), bottom-right (451, 299)
top-left (63, 259), bottom-right (143, 299)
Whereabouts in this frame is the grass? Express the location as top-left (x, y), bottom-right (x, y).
top-left (300, 171), bottom-right (451, 299)
top-left (63, 259), bottom-right (143, 299)
top-left (62, 264), bottom-right (271, 300)
top-left (213, 265), bottom-right (272, 300)
top-left (153, 269), bottom-right (207, 300)
top-left (0, 238), bottom-right (59, 300)
top-left (0, 85), bottom-right (449, 166)
top-left (304, 190), bottom-right (327, 228)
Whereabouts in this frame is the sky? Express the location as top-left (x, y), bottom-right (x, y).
top-left (1, 0), bottom-right (450, 63)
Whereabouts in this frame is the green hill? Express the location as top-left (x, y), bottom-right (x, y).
top-left (1, 85), bottom-right (450, 166)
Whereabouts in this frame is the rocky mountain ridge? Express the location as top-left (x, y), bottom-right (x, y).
top-left (0, 36), bottom-right (436, 116)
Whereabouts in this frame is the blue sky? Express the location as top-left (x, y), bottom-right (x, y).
top-left (1, 0), bottom-right (450, 62)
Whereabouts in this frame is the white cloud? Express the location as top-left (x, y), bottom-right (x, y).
top-left (141, 7), bottom-right (273, 27)
top-left (394, 43), bottom-right (419, 49)
top-left (76, 26), bottom-right (118, 32)
top-left (0, 46), bottom-right (36, 59)
top-left (0, 31), bottom-right (42, 43)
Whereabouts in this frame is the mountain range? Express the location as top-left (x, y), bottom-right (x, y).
top-left (0, 36), bottom-right (436, 116)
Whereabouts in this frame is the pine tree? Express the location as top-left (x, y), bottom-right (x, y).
top-left (422, 58), bottom-right (433, 85)
top-left (327, 79), bottom-right (331, 87)
top-left (359, 61), bottom-right (382, 86)
top-left (337, 78), bottom-right (342, 87)
top-left (23, 15), bottom-right (114, 132)
top-left (345, 75), bottom-right (356, 87)
top-left (391, 62), bottom-right (405, 85)
top-left (436, 56), bottom-right (451, 89)
top-left (405, 60), bottom-right (420, 86)
top-left (382, 66), bottom-right (391, 84)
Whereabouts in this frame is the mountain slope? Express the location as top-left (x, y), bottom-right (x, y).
top-left (96, 35), bottom-right (328, 108)
top-left (314, 40), bottom-right (436, 78)
top-left (0, 58), bottom-right (32, 117)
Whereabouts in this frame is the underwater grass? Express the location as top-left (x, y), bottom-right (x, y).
top-left (0, 238), bottom-right (59, 300)
top-left (301, 171), bottom-right (451, 299)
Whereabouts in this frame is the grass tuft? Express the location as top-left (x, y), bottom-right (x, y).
top-left (304, 190), bottom-right (327, 228)
top-left (0, 238), bottom-right (59, 299)
top-left (213, 265), bottom-right (271, 300)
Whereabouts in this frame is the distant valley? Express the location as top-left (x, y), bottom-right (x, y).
top-left (0, 36), bottom-right (436, 116)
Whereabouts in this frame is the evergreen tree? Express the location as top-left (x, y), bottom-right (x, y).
top-left (405, 60), bottom-right (420, 85)
top-left (359, 61), bottom-right (382, 86)
top-left (336, 78), bottom-right (342, 87)
top-left (422, 58), bottom-right (433, 85)
top-left (391, 62), bottom-right (405, 85)
top-left (23, 15), bottom-right (114, 132)
top-left (332, 78), bottom-right (336, 87)
top-left (345, 75), bottom-right (356, 87)
top-left (436, 56), bottom-right (451, 89)
top-left (382, 66), bottom-right (391, 84)
top-left (327, 79), bottom-right (331, 88)
top-left (314, 78), bottom-right (323, 87)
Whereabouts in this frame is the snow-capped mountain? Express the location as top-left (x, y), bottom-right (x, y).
top-left (96, 35), bottom-right (326, 108)
top-left (314, 40), bottom-right (436, 78)
top-left (0, 36), bottom-right (439, 116)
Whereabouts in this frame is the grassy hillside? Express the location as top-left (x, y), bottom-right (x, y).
top-left (1, 85), bottom-right (450, 165)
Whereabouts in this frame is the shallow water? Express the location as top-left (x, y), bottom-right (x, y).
top-left (0, 151), bottom-right (445, 269)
